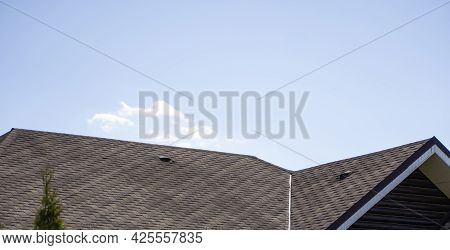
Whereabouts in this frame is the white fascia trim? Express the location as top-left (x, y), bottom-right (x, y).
top-left (288, 174), bottom-right (292, 230)
top-left (337, 145), bottom-right (450, 230)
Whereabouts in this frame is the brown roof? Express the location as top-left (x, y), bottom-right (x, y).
top-left (0, 128), bottom-right (446, 229)
top-left (0, 129), bottom-right (290, 229)
top-left (290, 139), bottom-right (429, 229)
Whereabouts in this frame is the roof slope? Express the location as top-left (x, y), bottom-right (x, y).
top-left (1, 128), bottom-right (446, 230)
top-left (0, 129), bottom-right (290, 229)
top-left (290, 139), bottom-right (430, 229)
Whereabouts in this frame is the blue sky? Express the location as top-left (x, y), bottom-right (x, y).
top-left (1, 0), bottom-right (449, 170)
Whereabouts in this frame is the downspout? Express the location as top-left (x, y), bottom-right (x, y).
top-left (288, 173), bottom-right (292, 230)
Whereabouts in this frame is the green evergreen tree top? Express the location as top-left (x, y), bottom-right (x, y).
top-left (34, 167), bottom-right (65, 230)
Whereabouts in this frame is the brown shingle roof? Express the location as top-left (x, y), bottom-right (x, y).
top-left (0, 129), bottom-right (290, 229)
top-left (290, 139), bottom-right (430, 229)
top-left (0, 128), bottom-right (446, 229)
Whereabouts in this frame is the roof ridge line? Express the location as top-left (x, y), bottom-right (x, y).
top-left (294, 138), bottom-right (432, 173)
top-left (11, 128), bottom-right (292, 173)
top-left (11, 128), bottom-right (254, 156)
top-left (249, 156), bottom-right (292, 174)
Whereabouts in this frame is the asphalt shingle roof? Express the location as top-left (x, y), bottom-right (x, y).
top-left (290, 139), bottom-right (429, 229)
top-left (0, 128), bottom-right (445, 230)
top-left (0, 129), bottom-right (290, 229)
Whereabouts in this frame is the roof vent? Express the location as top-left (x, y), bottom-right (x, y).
top-left (339, 170), bottom-right (352, 180)
top-left (158, 156), bottom-right (174, 163)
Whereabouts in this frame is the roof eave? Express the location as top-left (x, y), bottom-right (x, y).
top-left (327, 137), bottom-right (450, 230)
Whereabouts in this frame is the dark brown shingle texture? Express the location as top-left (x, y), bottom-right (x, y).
top-left (0, 129), bottom-right (441, 230)
top-left (290, 139), bottom-right (429, 229)
top-left (0, 129), bottom-right (290, 229)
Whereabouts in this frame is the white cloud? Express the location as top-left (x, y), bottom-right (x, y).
top-left (87, 113), bottom-right (134, 133)
top-left (88, 113), bottom-right (134, 126)
top-left (151, 100), bottom-right (184, 118)
top-left (87, 101), bottom-right (218, 149)
top-left (88, 101), bottom-right (186, 134)
top-left (117, 101), bottom-right (184, 118)
top-left (117, 102), bottom-right (139, 117)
